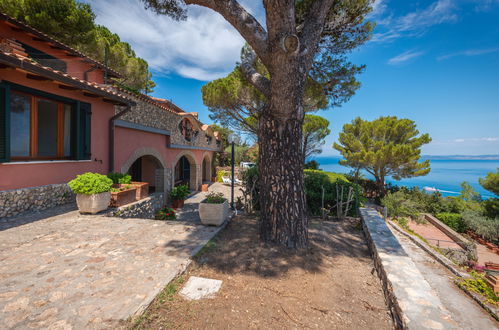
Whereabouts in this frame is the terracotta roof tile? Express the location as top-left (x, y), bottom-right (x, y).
top-left (0, 49), bottom-right (133, 105)
top-left (0, 11), bottom-right (122, 78)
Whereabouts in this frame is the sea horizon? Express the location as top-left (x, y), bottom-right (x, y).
top-left (312, 155), bottom-right (499, 199)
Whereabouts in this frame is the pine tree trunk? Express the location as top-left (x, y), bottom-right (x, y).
top-left (258, 104), bottom-right (308, 249)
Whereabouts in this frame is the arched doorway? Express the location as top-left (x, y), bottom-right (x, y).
top-left (173, 152), bottom-right (198, 190)
top-left (120, 148), bottom-right (167, 193)
top-left (128, 155), bottom-right (164, 193)
top-left (202, 154), bottom-right (212, 182)
top-left (174, 156), bottom-right (191, 187)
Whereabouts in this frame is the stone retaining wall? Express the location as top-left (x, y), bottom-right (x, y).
top-left (105, 193), bottom-right (164, 219)
top-left (0, 184), bottom-right (75, 219)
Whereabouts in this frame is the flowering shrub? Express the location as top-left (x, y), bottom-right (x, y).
top-left (107, 172), bottom-right (132, 184)
top-left (155, 207), bottom-right (176, 220)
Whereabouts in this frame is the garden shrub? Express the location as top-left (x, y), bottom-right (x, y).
top-left (458, 271), bottom-right (499, 304)
top-left (68, 172), bottom-right (113, 195)
top-left (107, 172), bottom-right (132, 184)
top-left (241, 166), bottom-right (260, 211)
top-left (170, 185), bottom-right (190, 201)
top-left (483, 198), bottom-right (499, 218)
top-left (462, 210), bottom-right (499, 244)
top-left (304, 170), bottom-right (360, 216)
top-left (436, 212), bottom-right (465, 232)
top-left (381, 191), bottom-right (420, 219)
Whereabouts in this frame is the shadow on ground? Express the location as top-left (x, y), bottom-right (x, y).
top-left (164, 214), bottom-right (372, 278)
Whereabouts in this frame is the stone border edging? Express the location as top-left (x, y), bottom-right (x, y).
top-left (422, 213), bottom-right (475, 251)
top-left (455, 280), bottom-right (499, 322)
top-left (387, 220), bottom-right (470, 279)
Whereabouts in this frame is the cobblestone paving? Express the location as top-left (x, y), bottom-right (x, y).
top-left (0, 208), bottom-right (223, 329)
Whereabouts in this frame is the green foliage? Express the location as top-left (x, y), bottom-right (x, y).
top-left (68, 172), bottom-right (113, 195)
top-left (483, 198), bottom-right (499, 218)
top-left (436, 213), bottom-right (465, 232)
top-left (381, 191), bottom-right (420, 220)
top-left (107, 172), bottom-right (132, 184)
top-left (224, 144), bottom-right (251, 165)
top-left (303, 115), bottom-right (331, 160)
top-left (155, 207), bottom-right (176, 220)
top-left (480, 167), bottom-right (499, 196)
top-left (462, 211), bottom-right (499, 244)
top-left (170, 185), bottom-right (189, 201)
top-left (334, 116), bottom-right (432, 195)
top-left (204, 192), bottom-right (226, 204)
top-left (303, 170), bottom-right (360, 216)
top-left (0, 0), bottom-right (155, 92)
top-left (241, 165), bottom-right (260, 211)
top-left (304, 160), bottom-right (320, 170)
top-left (458, 271), bottom-right (499, 304)
top-left (459, 181), bottom-right (482, 202)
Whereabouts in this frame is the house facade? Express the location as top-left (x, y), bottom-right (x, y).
top-left (0, 13), bottom-right (220, 218)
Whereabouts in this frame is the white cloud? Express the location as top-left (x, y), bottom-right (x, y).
top-left (437, 46), bottom-right (499, 60)
top-left (86, 0), bottom-right (265, 81)
top-left (387, 50), bottom-right (424, 65)
top-left (453, 137), bottom-right (499, 143)
top-left (372, 0), bottom-right (458, 42)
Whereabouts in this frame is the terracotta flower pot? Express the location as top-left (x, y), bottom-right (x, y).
top-left (110, 186), bottom-right (137, 207)
top-left (200, 183), bottom-right (209, 192)
top-left (132, 181), bottom-right (149, 200)
top-left (172, 199), bottom-right (185, 209)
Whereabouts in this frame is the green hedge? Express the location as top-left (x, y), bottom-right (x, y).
top-left (436, 212), bottom-right (465, 232)
top-left (304, 170), bottom-right (360, 216)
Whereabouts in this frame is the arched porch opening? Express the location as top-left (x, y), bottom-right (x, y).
top-left (173, 152), bottom-right (198, 190)
top-left (128, 155), bottom-right (164, 193)
top-left (202, 154), bottom-right (212, 183)
top-left (120, 148), bottom-right (167, 193)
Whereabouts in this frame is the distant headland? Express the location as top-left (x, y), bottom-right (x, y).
top-left (423, 155), bottom-right (499, 160)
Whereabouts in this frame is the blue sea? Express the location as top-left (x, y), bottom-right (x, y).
top-left (314, 156), bottom-right (499, 199)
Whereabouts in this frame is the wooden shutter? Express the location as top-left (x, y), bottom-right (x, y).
top-left (76, 102), bottom-right (92, 160)
top-left (0, 84), bottom-right (10, 162)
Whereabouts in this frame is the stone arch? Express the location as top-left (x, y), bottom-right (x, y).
top-left (201, 152), bottom-right (213, 182)
top-left (120, 147), bottom-right (168, 193)
top-left (172, 150), bottom-right (200, 191)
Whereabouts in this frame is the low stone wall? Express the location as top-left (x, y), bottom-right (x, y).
top-left (105, 193), bottom-right (164, 219)
top-left (0, 184), bottom-right (75, 219)
top-left (360, 207), bottom-right (453, 330)
top-left (422, 213), bottom-right (475, 250)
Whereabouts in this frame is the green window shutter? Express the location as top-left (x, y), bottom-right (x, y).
top-left (0, 84), bottom-right (10, 162)
top-left (76, 102), bottom-right (92, 160)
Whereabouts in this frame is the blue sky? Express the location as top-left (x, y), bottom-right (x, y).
top-left (87, 0), bottom-right (499, 156)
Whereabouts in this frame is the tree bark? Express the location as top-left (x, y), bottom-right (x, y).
top-left (258, 108), bottom-right (308, 248)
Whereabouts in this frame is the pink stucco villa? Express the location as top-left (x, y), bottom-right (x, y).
top-left (0, 12), bottom-right (221, 218)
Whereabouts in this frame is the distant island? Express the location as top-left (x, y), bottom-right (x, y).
top-left (423, 155), bottom-right (499, 160)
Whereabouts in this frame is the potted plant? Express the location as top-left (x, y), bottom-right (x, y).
top-left (108, 172), bottom-right (149, 201)
top-left (155, 207), bottom-right (176, 220)
top-left (199, 192), bottom-right (229, 226)
top-left (68, 172), bottom-right (113, 214)
top-left (170, 184), bottom-right (190, 208)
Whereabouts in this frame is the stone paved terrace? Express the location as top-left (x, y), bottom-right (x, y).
top-left (360, 207), bottom-right (456, 329)
top-left (0, 208), bottom-right (224, 329)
